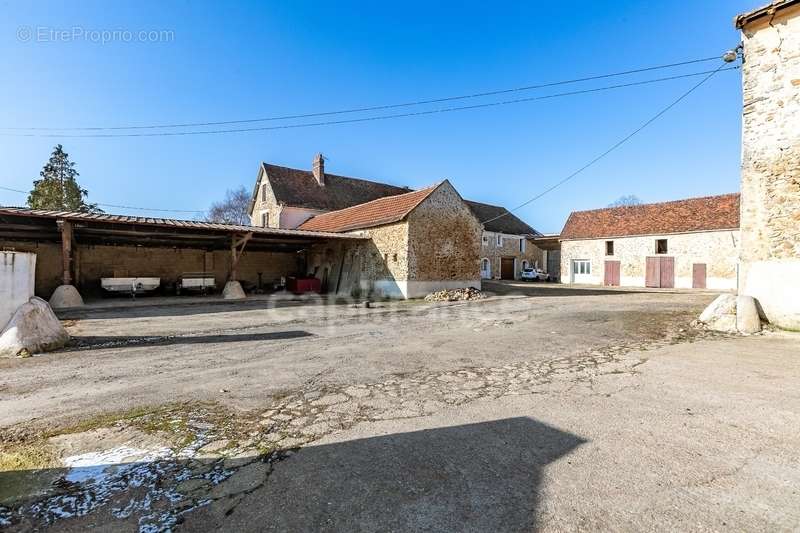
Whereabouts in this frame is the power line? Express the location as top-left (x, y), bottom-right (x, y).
top-left (2, 56), bottom-right (721, 132)
top-left (1, 67), bottom-right (738, 139)
top-left (0, 185), bottom-right (204, 214)
top-left (480, 62), bottom-right (729, 226)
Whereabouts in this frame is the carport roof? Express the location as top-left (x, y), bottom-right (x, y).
top-left (0, 207), bottom-right (367, 252)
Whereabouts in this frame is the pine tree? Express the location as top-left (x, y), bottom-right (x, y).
top-left (27, 144), bottom-right (101, 212)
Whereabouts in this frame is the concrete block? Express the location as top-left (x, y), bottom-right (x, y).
top-left (222, 281), bottom-right (246, 299)
top-left (49, 284), bottom-right (84, 309)
top-left (0, 296), bottom-right (69, 357)
top-left (736, 295), bottom-right (762, 334)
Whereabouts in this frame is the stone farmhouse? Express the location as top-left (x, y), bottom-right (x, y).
top-left (559, 194), bottom-right (740, 289)
top-left (248, 154), bottom-right (545, 282)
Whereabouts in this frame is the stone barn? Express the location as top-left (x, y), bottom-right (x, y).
top-left (300, 180), bottom-right (483, 299)
top-left (559, 194), bottom-right (740, 289)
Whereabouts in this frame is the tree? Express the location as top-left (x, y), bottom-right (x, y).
top-left (608, 195), bottom-right (642, 208)
top-left (27, 144), bottom-right (101, 212)
top-left (206, 186), bottom-right (251, 225)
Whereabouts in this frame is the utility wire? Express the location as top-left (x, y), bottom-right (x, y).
top-left (2, 56), bottom-right (721, 132)
top-left (480, 62), bottom-right (730, 226)
top-left (0, 185), bottom-right (204, 214)
top-left (1, 67), bottom-right (738, 139)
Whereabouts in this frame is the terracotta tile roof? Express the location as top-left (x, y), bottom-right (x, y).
top-left (464, 200), bottom-right (540, 236)
top-left (297, 184), bottom-right (440, 233)
top-left (560, 193), bottom-right (740, 240)
top-left (0, 206), bottom-right (367, 239)
top-left (255, 163), bottom-right (412, 213)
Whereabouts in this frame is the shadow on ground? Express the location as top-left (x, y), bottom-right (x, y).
top-left (483, 280), bottom-right (651, 297)
top-left (66, 330), bottom-right (314, 350)
top-left (0, 417), bottom-right (586, 532)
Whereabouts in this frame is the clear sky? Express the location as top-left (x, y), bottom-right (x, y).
top-left (1, 0), bottom-right (757, 233)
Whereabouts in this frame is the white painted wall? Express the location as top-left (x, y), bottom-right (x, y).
top-left (280, 207), bottom-right (327, 229)
top-left (1, 251), bottom-right (36, 330)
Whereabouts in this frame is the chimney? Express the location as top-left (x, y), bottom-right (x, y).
top-left (312, 153), bottom-right (325, 186)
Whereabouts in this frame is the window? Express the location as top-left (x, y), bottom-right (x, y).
top-left (261, 212), bottom-right (269, 227)
top-left (482, 234), bottom-right (488, 246)
top-left (656, 239), bottom-right (668, 254)
top-left (496, 234), bottom-right (503, 247)
top-left (482, 258), bottom-right (490, 270)
top-left (605, 240), bottom-right (614, 256)
top-left (522, 260), bottom-right (528, 270)
top-left (572, 260), bottom-right (591, 275)
top-left (519, 238), bottom-right (526, 253)
top-left (261, 183), bottom-right (267, 202)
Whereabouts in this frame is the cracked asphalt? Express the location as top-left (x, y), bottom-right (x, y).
top-left (1, 282), bottom-right (799, 531)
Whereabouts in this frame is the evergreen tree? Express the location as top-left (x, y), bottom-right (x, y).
top-left (27, 144), bottom-right (101, 212)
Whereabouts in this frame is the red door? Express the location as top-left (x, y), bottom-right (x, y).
top-left (604, 260), bottom-right (620, 286)
top-left (645, 257), bottom-right (660, 287)
top-left (646, 257), bottom-right (674, 288)
top-left (692, 263), bottom-right (707, 289)
top-left (659, 257), bottom-right (674, 288)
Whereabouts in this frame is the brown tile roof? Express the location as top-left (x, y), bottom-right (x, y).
top-left (0, 206), bottom-right (367, 239)
top-left (464, 200), bottom-right (539, 236)
top-left (736, 0), bottom-right (800, 28)
top-left (560, 193), bottom-right (740, 240)
top-left (255, 163), bottom-right (412, 213)
top-left (297, 184), bottom-right (440, 233)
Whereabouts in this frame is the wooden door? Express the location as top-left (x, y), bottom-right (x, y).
top-left (659, 256), bottom-right (674, 288)
top-left (692, 263), bottom-right (707, 289)
top-left (500, 257), bottom-right (515, 280)
top-left (604, 260), bottom-right (620, 286)
top-left (645, 257), bottom-right (660, 287)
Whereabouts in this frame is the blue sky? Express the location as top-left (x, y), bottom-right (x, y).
top-left (1, 0), bottom-right (755, 233)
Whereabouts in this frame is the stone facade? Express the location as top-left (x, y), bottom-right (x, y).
top-left (306, 182), bottom-right (481, 299)
top-left (560, 230), bottom-right (740, 290)
top-left (479, 231), bottom-right (544, 280)
top-left (249, 170), bottom-right (322, 229)
top-left (738, 4), bottom-right (800, 328)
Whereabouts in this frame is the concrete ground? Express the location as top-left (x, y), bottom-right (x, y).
top-left (0, 282), bottom-right (798, 531)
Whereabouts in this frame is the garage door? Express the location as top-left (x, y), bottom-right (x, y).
top-left (645, 257), bottom-right (675, 288)
top-left (500, 258), bottom-right (515, 280)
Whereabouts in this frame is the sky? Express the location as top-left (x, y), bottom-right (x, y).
top-left (0, 0), bottom-right (757, 233)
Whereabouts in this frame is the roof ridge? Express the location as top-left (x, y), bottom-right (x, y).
top-left (305, 182), bottom-right (440, 218)
top-left (568, 192), bottom-right (740, 216)
top-left (262, 162), bottom-right (410, 191)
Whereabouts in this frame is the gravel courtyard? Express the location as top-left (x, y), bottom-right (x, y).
top-left (1, 282), bottom-right (798, 531)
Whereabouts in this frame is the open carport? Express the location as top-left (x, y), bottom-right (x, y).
top-left (0, 207), bottom-right (366, 301)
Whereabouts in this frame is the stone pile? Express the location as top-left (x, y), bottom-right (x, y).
top-left (424, 287), bottom-right (485, 302)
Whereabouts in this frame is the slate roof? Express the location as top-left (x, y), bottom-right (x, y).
top-left (464, 201), bottom-right (540, 236)
top-left (298, 185), bottom-right (440, 233)
top-left (254, 163), bottom-right (411, 213)
top-left (560, 193), bottom-right (740, 240)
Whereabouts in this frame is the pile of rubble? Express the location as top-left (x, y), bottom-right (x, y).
top-left (424, 287), bottom-right (485, 302)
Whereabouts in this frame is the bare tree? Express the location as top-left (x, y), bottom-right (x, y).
top-left (206, 186), bottom-right (250, 225)
top-left (608, 195), bottom-right (642, 208)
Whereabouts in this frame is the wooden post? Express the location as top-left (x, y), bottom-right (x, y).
top-left (58, 220), bottom-right (73, 285)
top-left (229, 232), bottom-right (252, 281)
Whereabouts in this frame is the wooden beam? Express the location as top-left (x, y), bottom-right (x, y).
top-left (58, 219), bottom-right (73, 285)
top-left (229, 232), bottom-right (253, 281)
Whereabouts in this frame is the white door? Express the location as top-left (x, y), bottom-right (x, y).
top-left (480, 258), bottom-right (491, 279)
top-left (571, 259), bottom-right (593, 284)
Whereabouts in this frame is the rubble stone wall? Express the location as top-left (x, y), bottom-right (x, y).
top-left (560, 230), bottom-right (740, 289)
top-left (738, 7), bottom-right (800, 328)
top-left (479, 232), bottom-right (545, 279)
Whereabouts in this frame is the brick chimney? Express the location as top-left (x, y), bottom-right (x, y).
top-left (312, 153), bottom-right (325, 186)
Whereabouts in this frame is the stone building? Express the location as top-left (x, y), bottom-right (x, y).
top-left (735, 0), bottom-right (800, 329)
top-left (559, 194), bottom-right (740, 289)
top-left (247, 154), bottom-right (544, 282)
top-left (464, 201), bottom-right (544, 280)
top-left (300, 181), bottom-right (482, 299)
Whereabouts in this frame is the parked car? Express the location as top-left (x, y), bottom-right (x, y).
top-left (520, 268), bottom-right (550, 282)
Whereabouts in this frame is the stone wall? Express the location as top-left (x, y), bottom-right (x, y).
top-left (479, 232), bottom-right (544, 279)
top-left (249, 172), bottom-right (283, 228)
top-left (739, 5), bottom-right (800, 328)
top-left (0, 240), bottom-right (300, 298)
top-left (560, 230), bottom-right (739, 289)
